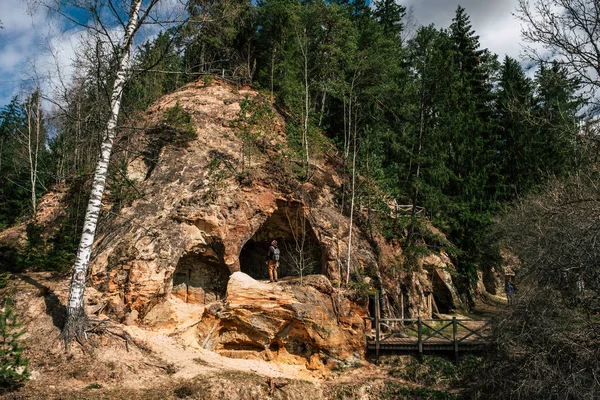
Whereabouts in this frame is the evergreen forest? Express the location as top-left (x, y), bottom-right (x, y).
top-left (1, 0), bottom-right (599, 398)
top-left (1, 1), bottom-right (585, 280)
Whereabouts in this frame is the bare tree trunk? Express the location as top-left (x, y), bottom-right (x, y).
top-left (295, 26), bottom-right (310, 179)
top-left (303, 37), bottom-right (310, 178)
top-left (63, 0), bottom-right (144, 345)
top-left (270, 45), bottom-right (276, 94)
top-left (26, 92), bottom-right (41, 217)
top-left (346, 118), bottom-right (358, 285)
top-left (318, 89), bottom-right (326, 127)
top-left (373, 262), bottom-right (390, 319)
top-left (74, 101), bottom-right (81, 172)
top-left (343, 97), bottom-right (347, 160)
top-left (0, 139), bottom-right (4, 176)
top-left (345, 95), bottom-right (351, 159)
top-left (407, 64), bottom-right (427, 248)
top-left (284, 206), bottom-right (313, 285)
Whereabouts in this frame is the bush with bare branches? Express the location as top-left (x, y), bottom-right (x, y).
top-left (468, 167), bottom-right (600, 399)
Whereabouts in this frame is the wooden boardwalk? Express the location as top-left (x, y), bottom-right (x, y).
top-left (367, 297), bottom-right (491, 363)
top-left (368, 334), bottom-right (488, 352)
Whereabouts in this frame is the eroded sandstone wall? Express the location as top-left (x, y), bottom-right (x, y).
top-left (88, 81), bottom-right (379, 323)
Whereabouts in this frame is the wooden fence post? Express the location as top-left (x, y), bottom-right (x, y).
top-left (453, 317), bottom-right (459, 364)
top-left (375, 293), bottom-right (380, 365)
top-left (417, 317), bottom-right (423, 361)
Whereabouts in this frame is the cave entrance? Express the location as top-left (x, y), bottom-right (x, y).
top-left (239, 201), bottom-right (323, 280)
top-left (171, 244), bottom-right (229, 304)
top-left (432, 272), bottom-right (453, 314)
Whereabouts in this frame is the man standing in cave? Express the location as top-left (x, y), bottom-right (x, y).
top-left (266, 240), bottom-right (280, 282)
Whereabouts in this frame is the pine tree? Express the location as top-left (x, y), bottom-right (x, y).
top-left (0, 98), bottom-right (28, 228)
top-left (441, 6), bottom-right (500, 283)
top-left (533, 62), bottom-right (580, 174)
top-left (496, 56), bottom-right (535, 197)
top-left (124, 31), bottom-right (183, 111)
top-left (181, 0), bottom-right (256, 81)
top-left (373, 0), bottom-right (406, 39)
top-left (0, 302), bottom-right (29, 391)
top-left (0, 94), bottom-right (49, 227)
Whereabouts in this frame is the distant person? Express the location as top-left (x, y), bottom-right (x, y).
top-left (505, 283), bottom-right (515, 305)
top-left (266, 240), bottom-right (280, 282)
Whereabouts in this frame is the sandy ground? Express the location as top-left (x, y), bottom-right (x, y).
top-left (0, 272), bottom-right (501, 399)
top-left (0, 273), bottom-right (360, 399)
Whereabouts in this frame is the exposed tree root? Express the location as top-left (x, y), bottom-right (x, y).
top-left (62, 312), bottom-right (149, 354)
top-left (61, 308), bottom-right (90, 348)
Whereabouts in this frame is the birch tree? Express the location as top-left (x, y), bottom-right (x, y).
top-left (43, 0), bottom-right (162, 344)
top-left (15, 90), bottom-right (44, 217)
top-left (27, 91), bottom-right (43, 217)
top-left (295, 25), bottom-right (311, 179)
top-left (345, 114), bottom-right (358, 284)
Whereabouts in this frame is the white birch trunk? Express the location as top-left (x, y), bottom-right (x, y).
top-left (295, 26), bottom-right (310, 178)
top-left (303, 48), bottom-right (310, 176)
top-left (26, 96), bottom-right (39, 217)
top-left (63, 0), bottom-right (144, 343)
top-left (346, 120), bottom-right (358, 285)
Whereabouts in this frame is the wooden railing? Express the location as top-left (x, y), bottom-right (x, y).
top-left (370, 296), bottom-right (490, 364)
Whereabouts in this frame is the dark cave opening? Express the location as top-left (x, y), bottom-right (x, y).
top-left (432, 272), bottom-right (453, 314)
top-left (171, 243), bottom-right (229, 304)
top-left (239, 201), bottom-right (323, 281)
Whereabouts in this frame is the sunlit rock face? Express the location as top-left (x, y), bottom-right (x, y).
top-left (198, 272), bottom-right (366, 370)
top-left (87, 81), bottom-right (379, 325)
top-left (80, 80), bottom-right (465, 367)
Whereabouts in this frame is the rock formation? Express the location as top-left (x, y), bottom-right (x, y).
top-left (1, 80), bottom-right (469, 367)
top-left (199, 272), bottom-right (366, 369)
top-left (88, 81), bottom-right (380, 323)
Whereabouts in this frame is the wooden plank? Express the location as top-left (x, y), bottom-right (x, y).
top-left (453, 317), bottom-right (459, 364)
top-left (417, 318), bottom-right (423, 360)
top-left (375, 294), bottom-right (380, 365)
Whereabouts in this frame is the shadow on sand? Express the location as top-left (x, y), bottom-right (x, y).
top-left (15, 274), bottom-right (67, 330)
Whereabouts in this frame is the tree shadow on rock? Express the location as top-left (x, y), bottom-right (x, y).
top-left (15, 274), bottom-right (67, 330)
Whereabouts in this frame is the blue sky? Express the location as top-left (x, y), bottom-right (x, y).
top-left (0, 0), bottom-right (525, 108)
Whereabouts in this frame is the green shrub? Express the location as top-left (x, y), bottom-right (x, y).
top-left (0, 301), bottom-right (29, 392)
top-left (84, 383), bottom-right (102, 390)
top-left (348, 280), bottom-right (377, 303)
top-left (388, 355), bottom-right (482, 393)
top-left (389, 356), bottom-right (458, 387)
top-left (203, 74), bottom-right (214, 86)
top-left (143, 102), bottom-right (196, 179)
top-left (0, 272), bottom-right (9, 289)
top-left (161, 102), bottom-right (196, 143)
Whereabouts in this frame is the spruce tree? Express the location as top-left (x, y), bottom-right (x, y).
top-left (496, 56), bottom-right (535, 197)
top-left (373, 0), bottom-right (406, 39)
top-left (0, 302), bottom-right (28, 391)
top-left (443, 6), bottom-right (500, 283)
top-left (533, 62), bottom-right (580, 175)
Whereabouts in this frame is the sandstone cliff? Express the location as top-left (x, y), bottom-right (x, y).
top-left (1, 80), bottom-right (469, 368)
top-left (87, 81), bottom-right (378, 316)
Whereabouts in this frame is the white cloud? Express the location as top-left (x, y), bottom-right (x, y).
top-left (0, 0), bottom-right (80, 108)
top-left (403, 0), bottom-right (524, 60)
top-left (0, 0), bottom-right (539, 108)
top-left (0, 0), bottom-right (188, 108)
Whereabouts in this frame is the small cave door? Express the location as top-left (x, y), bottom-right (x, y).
top-left (239, 201), bottom-right (323, 280)
top-left (171, 248), bottom-right (229, 304)
top-left (432, 272), bottom-right (453, 314)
